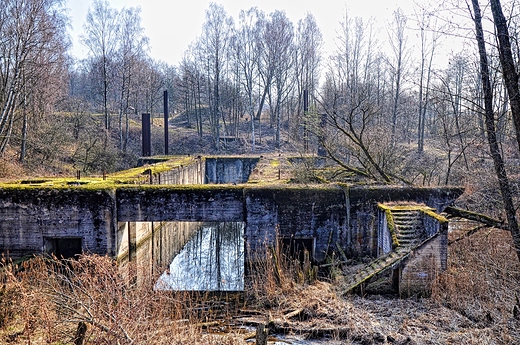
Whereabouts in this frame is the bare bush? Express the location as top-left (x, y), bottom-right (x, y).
top-left (432, 227), bottom-right (520, 343)
top-left (0, 255), bottom-right (245, 345)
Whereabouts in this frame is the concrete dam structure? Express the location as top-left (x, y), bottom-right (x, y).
top-left (0, 156), bottom-right (463, 295)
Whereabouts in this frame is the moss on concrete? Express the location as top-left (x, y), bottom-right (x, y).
top-left (379, 203), bottom-right (448, 224)
top-left (0, 156), bottom-right (197, 189)
top-left (378, 204), bottom-right (400, 248)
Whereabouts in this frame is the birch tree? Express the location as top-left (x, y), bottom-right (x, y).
top-left (199, 3), bottom-right (234, 151)
top-left (232, 7), bottom-right (265, 151)
top-left (81, 0), bottom-right (119, 131)
top-left (264, 10), bottom-right (294, 148)
top-left (0, 0), bottom-right (68, 156)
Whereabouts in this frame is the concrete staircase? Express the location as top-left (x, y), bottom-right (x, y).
top-left (340, 247), bottom-right (411, 293)
top-left (340, 206), bottom-right (432, 294)
top-left (392, 209), bottom-right (423, 247)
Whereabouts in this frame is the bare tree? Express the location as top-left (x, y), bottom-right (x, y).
top-left (470, 0), bottom-right (520, 262)
top-left (264, 10), bottom-right (295, 149)
top-left (415, 9), bottom-right (440, 153)
top-left (81, 0), bottom-right (119, 131)
top-left (232, 7), bottom-right (266, 151)
top-left (0, 0), bottom-right (68, 157)
top-left (319, 12), bottom-right (394, 182)
top-left (179, 49), bottom-right (205, 138)
top-left (430, 53), bottom-right (477, 184)
top-left (387, 8), bottom-right (410, 144)
top-left (199, 3), bottom-right (234, 151)
top-left (116, 6), bottom-right (149, 151)
top-left (489, 0), bottom-right (520, 154)
top-left (294, 13), bottom-right (323, 149)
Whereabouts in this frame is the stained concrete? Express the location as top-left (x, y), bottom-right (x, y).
top-left (0, 187), bottom-right (116, 258)
top-left (0, 183), bottom-right (463, 263)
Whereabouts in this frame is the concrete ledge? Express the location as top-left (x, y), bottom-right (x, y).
top-left (116, 185), bottom-right (245, 222)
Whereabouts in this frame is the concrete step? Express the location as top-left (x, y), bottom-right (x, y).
top-left (341, 229), bottom-right (444, 294)
top-left (341, 249), bottom-right (411, 293)
top-left (398, 236), bottom-right (416, 242)
top-left (390, 209), bottom-right (424, 248)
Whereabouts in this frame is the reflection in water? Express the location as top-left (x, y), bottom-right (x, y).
top-left (155, 222), bottom-right (244, 291)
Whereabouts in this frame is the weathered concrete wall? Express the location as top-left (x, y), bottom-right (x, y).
top-left (147, 157), bottom-right (258, 186)
top-left (398, 228), bottom-right (448, 297)
top-left (0, 188), bottom-right (116, 258)
top-left (116, 186), bottom-right (244, 222)
top-left (151, 159), bottom-right (205, 185)
top-left (244, 186), bottom-right (348, 262)
top-left (346, 186), bottom-right (463, 257)
top-left (0, 184), bottom-right (462, 265)
top-left (205, 157), bottom-right (259, 184)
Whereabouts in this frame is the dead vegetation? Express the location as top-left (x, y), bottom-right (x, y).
top-left (0, 224), bottom-right (519, 344)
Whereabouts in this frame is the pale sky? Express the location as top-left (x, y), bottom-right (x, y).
top-left (66, 0), bottom-right (426, 66)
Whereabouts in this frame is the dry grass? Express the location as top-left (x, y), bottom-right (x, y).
top-left (0, 255), bottom-right (246, 345)
top-left (240, 227), bottom-right (520, 344)
top-left (1, 227), bottom-right (520, 344)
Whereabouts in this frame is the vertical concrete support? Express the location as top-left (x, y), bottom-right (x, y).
top-left (163, 90), bottom-right (169, 155)
top-left (142, 113), bottom-right (151, 157)
top-left (128, 222), bottom-right (137, 262)
top-left (377, 209), bottom-right (393, 256)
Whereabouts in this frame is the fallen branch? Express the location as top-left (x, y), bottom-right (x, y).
top-left (444, 206), bottom-right (508, 231)
top-left (243, 331), bottom-right (256, 341)
top-left (283, 308), bottom-right (304, 320)
top-left (194, 321), bottom-right (220, 329)
top-left (448, 225), bottom-right (487, 245)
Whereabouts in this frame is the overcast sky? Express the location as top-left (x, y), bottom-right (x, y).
top-left (66, 0), bottom-right (440, 66)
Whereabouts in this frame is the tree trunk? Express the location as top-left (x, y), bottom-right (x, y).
top-left (471, 0), bottom-right (520, 262)
top-left (19, 109), bottom-right (27, 162)
top-left (489, 0), bottom-right (520, 154)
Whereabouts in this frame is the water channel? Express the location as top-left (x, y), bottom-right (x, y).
top-left (154, 222), bottom-right (244, 291)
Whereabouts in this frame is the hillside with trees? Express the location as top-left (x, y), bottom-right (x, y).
top-left (2, 0), bottom-right (519, 219)
top-left (1, 0), bottom-right (520, 343)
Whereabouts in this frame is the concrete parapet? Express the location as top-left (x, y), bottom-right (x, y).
top-left (116, 186), bottom-right (245, 222)
top-left (244, 185), bottom-right (347, 262)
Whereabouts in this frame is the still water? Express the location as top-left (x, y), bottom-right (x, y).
top-left (154, 222), bottom-right (244, 291)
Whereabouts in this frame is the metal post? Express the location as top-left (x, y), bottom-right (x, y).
top-left (142, 113), bottom-right (151, 157)
top-left (317, 113), bottom-right (327, 157)
top-left (303, 89), bottom-right (309, 153)
top-left (163, 90), bottom-right (169, 155)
